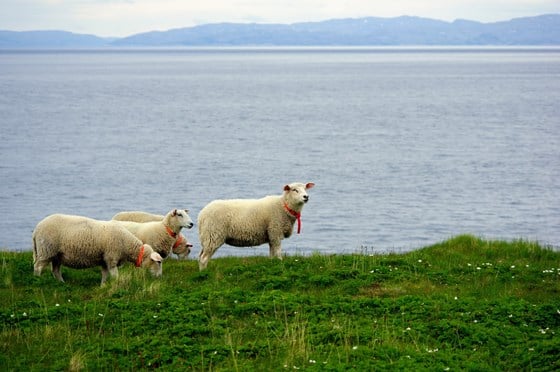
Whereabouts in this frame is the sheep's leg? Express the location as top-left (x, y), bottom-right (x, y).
top-left (198, 249), bottom-right (211, 271)
top-left (33, 259), bottom-right (49, 276)
top-left (100, 267), bottom-right (109, 285)
top-left (51, 258), bottom-right (65, 282)
top-left (109, 267), bottom-right (119, 279)
top-left (269, 239), bottom-right (283, 259)
top-left (101, 266), bottom-right (118, 285)
top-left (199, 243), bottom-right (220, 271)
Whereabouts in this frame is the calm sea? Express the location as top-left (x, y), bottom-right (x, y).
top-left (1, 47), bottom-right (559, 257)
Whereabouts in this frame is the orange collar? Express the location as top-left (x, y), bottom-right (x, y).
top-left (135, 245), bottom-right (145, 267)
top-left (165, 226), bottom-right (177, 239)
top-left (284, 203), bottom-right (302, 234)
top-left (173, 234), bottom-right (183, 249)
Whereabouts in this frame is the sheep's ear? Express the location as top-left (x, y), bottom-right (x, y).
top-left (306, 182), bottom-right (315, 189)
top-left (284, 185), bottom-right (291, 192)
top-left (173, 209), bottom-right (178, 216)
top-left (150, 252), bottom-right (163, 263)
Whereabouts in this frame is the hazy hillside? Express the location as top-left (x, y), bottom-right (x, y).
top-left (1, 14), bottom-right (558, 47)
top-left (0, 30), bottom-right (112, 48)
top-left (112, 14), bottom-right (560, 46)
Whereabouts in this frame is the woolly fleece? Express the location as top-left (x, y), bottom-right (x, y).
top-left (32, 214), bottom-right (162, 284)
top-left (198, 182), bottom-right (314, 270)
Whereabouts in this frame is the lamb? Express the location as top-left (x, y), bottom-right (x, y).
top-left (32, 214), bottom-right (163, 285)
top-left (114, 209), bottom-right (194, 259)
top-left (198, 182), bottom-right (315, 270)
top-left (112, 210), bottom-right (193, 259)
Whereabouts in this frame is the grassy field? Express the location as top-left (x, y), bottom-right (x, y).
top-left (1, 234), bottom-right (559, 371)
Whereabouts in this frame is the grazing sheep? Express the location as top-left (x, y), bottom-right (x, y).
top-left (112, 211), bottom-right (193, 259)
top-left (115, 209), bottom-right (194, 259)
top-left (198, 182), bottom-right (315, 270)
top-left (169, 233), bottom-right (192, 260)
top-left (112, 211), bottom-right (165, 223)
top-left (32, 214), bottom-right (163, 285)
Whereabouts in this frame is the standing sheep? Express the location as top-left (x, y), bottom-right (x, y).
top-left (198, 182), bottom-right (315, 270)
top-left (32, 214), bottom-right (163, 285)
top-left (112, 210), bottom-right (193, 259)
top-left (115, 209), bottom-right (194, 259)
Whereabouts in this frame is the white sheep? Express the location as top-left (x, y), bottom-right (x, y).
top-left (198, 182), bottom-right (315, 270)
top-left (114, 209), bottom-right (194, 259)
top-left (32, 214), bottom-right (163, 285)
top-left (112, 211), bottom-right (165, 223)
top-left (112, 210), bottom-right (193, 259)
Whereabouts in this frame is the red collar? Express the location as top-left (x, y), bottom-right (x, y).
top-left (165, 226), bottom-right (177, 239)
top-left (284, 203), bottom-right (302, 234)
top-left (135, 245), bottom-right (145, 267)
top-left (173, 234), bottom-right (183, 249)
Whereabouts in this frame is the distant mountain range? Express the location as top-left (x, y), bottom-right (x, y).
top-left (1, 14), bottom-right (559, 48)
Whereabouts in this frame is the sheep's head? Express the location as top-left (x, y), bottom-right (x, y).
top-left (168, 209), bottom-right (194, 229)
top-left (172, 233), bottom-right (192, 259)
top-left (142, 247), bottom-right (163, 278)
top-left (283, 182), bottom-right (315, 209)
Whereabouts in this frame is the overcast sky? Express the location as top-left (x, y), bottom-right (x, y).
top-left (1, 0), bottom-right (559, 37)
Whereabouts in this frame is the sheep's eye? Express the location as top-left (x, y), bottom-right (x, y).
top-left (293, 189), bottom-right (299, 193)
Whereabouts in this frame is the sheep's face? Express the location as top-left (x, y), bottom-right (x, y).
top-left (173, 209), bottom-right (194, 229)
top-left (144, 251), bottom-right (163, 277)
top-left (283, 182), bottom-right (315, 207)
top-left (172, 235), bottom-right (192, 259)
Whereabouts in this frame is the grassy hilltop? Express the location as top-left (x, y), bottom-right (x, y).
top-left (1, 235), bottom-right (559, 370)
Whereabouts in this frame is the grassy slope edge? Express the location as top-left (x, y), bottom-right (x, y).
top-left (1, 234), bottom-right (559, 370)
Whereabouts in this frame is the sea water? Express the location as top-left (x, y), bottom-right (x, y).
top-left (1, 47), bottom-right (559, 256)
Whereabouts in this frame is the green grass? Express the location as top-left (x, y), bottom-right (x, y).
top-left (1, 235), bottom-right (559, 370)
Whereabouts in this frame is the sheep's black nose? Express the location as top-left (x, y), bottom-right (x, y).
top-left (187, 222), bottom-right (194, 228)
top-left (303, 195), bottom-right (309, 202)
